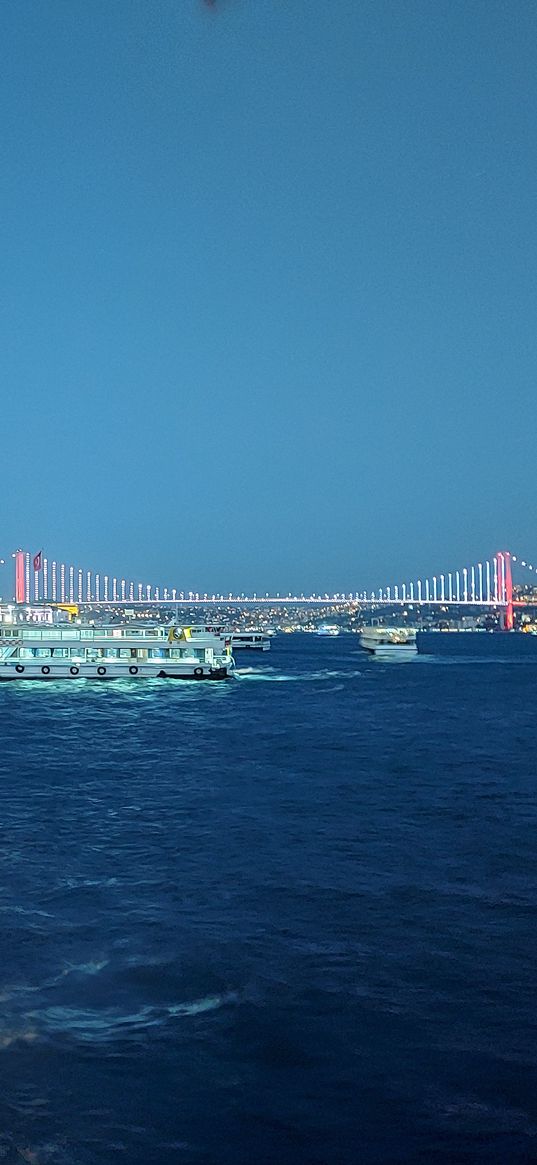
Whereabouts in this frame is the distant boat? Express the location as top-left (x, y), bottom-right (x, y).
top-left (359, 627), bottom-right (417, 658)
top-left (316, 624), bottom-right (340, 637)
top-left (231, 632), bottom-right (271, 651)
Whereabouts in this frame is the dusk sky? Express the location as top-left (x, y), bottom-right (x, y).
top-left (2, 1), bottom-right (536, 593)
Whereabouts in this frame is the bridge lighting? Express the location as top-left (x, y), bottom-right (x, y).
top-left (417, 580), bottom-right (422, 601)
top-left (387, 587), bottom-right (391, 600)
top-left (146, 585), bottom-right (151, 601)
top-left (43, 558), bottom-right (48, 601)
top-left (456, 571), bottom-right (460, 602)
top-left (493, 557), bottom-right (498, 602)
top-left (394, 585), bottom-right (399, 601)
top-left (432, 576), bottom-right (437, 602)
top-left (77, 570), bottom-right (83, 603)
top-left (410, 583), bottom-right (414, 601)
top-left (69, 566), bottom-right (75, 603)
top-left (486, 561), bottom-right (491, 601)
top-left (129, 583), bottom-right (134, 601)
top-left (86, 571), bottom-right (92, 602)
top-left (60, 563), bottom-right (66, 603)
top-left (448, 573), bottom-right (453, 602)
top-left (462, 568), bottom-right (468, 603)
top-left (95, 574), bottom-right (100, 602)
top-left (478, 563), bottom-right (483, 602)
top-left (51, 561), bottom-right (57, 602)
top-left (155, 587), bottom-right (160, 601)
top-left (440, 574), bottom-right (445, 602)
top-left (171, 589), bottom-right (177, 601)
top-left (470, 566), bottom-right (476, 601)
top-left (112, 578), bottom-right (118, 603)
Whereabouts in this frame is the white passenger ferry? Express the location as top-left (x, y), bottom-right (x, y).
top-left (316, 624), bottom-right (340, 637)
top-left (0, 623), bottom-right (234, 681)
top-left (231, 632), bottom-right (271, 651)
top-left (359, 627), bottom-right (417, 658)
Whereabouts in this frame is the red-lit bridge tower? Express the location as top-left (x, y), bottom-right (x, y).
top-left (496, 550), bottom-right (513, 630)
top-left (15, 550), bottom-right (26, 604)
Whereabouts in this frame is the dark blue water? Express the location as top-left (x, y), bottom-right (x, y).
top-left (1, 636), bottom-right (537, 1164)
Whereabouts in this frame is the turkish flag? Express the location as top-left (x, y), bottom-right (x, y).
top-left (33, 551), bottom-right (42, 571)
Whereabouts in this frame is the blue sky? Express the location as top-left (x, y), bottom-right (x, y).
top-left (1, 0), bottom-right (536, 593)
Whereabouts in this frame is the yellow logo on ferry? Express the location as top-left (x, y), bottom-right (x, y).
top-left (167, 626), bottom-right (192, 643)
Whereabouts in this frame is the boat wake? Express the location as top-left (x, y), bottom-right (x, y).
top-left (0, 992), bottom-right (238, 1050)
top-left (235, 666), bottom-right (362, 683)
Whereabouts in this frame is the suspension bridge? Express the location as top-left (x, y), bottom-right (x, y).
top-left (9, 549), bottom-right (537, 630)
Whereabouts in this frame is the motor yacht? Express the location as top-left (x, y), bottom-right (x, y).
top-left (359, 627), bottom-right (417, 658)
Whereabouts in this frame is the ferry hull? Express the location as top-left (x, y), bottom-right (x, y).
top-left (359, 644), bottom-right (417, 659)
top-left (0, 662), bottom-right (231, 681)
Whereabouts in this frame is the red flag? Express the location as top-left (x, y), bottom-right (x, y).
top-left (33, 551), bottom-right (42, 571)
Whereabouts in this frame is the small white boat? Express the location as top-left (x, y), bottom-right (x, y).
top-left (359, 627), bottom-right (417, 658)
top-left (0, 622), bottom-right (234, 681)
top-left (316, 624), bottom-right (340, 637)
top-left (231, 632), bottom-right (271, 651)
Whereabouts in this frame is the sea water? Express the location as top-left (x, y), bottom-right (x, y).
top-left (0, 634), bottom-right (536, 1163)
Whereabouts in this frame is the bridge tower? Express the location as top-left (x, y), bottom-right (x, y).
top-left (497, 551), bottom-right (513, 630)
top-left (15, 550), bottom-right (26, 604)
